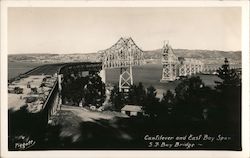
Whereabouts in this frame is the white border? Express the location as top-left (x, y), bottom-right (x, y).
top-left (1, 1), bottom-right (249, 158)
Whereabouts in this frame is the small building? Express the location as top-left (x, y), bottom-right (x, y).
top-left (121, 105), bottom-right (143, 117)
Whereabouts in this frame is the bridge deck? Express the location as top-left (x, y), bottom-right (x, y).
top-left (8, 62), bottom-right (102, 115)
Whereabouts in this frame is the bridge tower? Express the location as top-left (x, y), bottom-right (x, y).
top-left (119, 62), bottom-right (133, 92)
top-left (160, 42), bottom-right (178, 82)
top-left (101, 37), bottom-right (143, 92)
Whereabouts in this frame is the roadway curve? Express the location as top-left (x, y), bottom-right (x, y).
top-left (25, 63), bottom-right (66, 76)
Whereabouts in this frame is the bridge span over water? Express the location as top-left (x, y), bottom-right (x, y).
top-left (9, 38), bottom-right (241, 125)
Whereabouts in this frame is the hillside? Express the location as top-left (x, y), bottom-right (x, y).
top-left (8, 49), bottom-right (241, 66)
top-left (144, 49), bottom-right (241, 65)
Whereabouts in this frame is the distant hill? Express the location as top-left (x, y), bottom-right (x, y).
top-left (144, 49), bottom-right (241, 65)
top-left (144, 49), bottom-right (241, 59)
top-left (8, 53), bottom-right (102, 63)
top-left (8, 49), bottom-right (241, 66)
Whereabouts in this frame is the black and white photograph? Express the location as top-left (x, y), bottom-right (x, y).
top-left (1, 1), bottom-right (250, 158)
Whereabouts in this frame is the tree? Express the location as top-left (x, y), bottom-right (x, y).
top-left (110, 85), bottom-right (126, 111)
top-left (127, 85), bottom-right (137, 105)
top-left (61, 72), bottom-right (106, 107)
top-left (161, 90), bottom-right (175, 111)
top-left (127, 82), bottom-right (146, 106)
top-left (136, 82), bottom-right (147, 106)
top-left (215, 58), bottom-right (241, 90)
top-left (143, 86), bottom-right (160, 117)
top-left (86, 74), bottom-right (106, 107)
top-left (214, 58), bottom-right (241, 129)
top-left (61, 77), bottom-right (84, 105)
top-left (162, 90), bottom-right (174, 104)
top-left (173, 76), bottom-right (212, 121)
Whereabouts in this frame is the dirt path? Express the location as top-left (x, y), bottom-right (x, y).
top-left (61, 105), bottom-right (127, 122)
top-left (49, 105), bottom-right (132, 147)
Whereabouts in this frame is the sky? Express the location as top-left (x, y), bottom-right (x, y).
top-left (8, 7), bottom-right (241, 54)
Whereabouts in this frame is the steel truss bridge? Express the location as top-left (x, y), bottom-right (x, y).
top-left (100, 37), bottom-right (241, 90)
top-left (161, 43), bottom-right (204, 81)
top-left (24, 39), bottom-right (241, 124)
top-left (100, 37), bottom-right (144, 92)
top-left (160, 43), bottom-right (241, 81)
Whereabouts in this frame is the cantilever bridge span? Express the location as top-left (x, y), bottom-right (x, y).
top-left (99, 37), bottom-right (144, 92)
top-left (99, 37), bottom-right (241, 87)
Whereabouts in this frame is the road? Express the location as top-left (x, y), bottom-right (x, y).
top-left (26, 63), bottom-right (65, 76)
top-left (48, 105), bottom-right (135, 149)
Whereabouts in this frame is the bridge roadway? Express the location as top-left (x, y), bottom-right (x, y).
top-left (30, 62), bottom-right (102, 122)
top-left (9, 62), bottom-right (102, 126)
top-left (25, 63), bottom-right (66, 76)
top-left (25, 62), bottom-right (102, 76)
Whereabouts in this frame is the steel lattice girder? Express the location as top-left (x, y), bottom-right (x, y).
top-left (101, 37), bottom-right (144, 69)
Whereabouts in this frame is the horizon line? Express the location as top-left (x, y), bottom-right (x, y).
top-left (8, 48), bottom-right (242, 55)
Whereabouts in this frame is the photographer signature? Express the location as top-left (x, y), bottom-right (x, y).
top-left (14, 135), bottom-right (36, 150)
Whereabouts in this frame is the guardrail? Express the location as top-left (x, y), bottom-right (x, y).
top-left (42, 79), bottom-right (60, 123)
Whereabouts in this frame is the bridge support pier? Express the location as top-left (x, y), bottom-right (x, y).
top-left (119, 66), bottom-right (133, 92)
top-left (160, 42), bottom-right (178, 82)
top-left (161, 63), bottom-right (177, 82)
